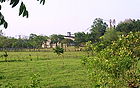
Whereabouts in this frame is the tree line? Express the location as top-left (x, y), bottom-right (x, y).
top-left (0, 34), bottom-right (47, 49)
top-left (0, 18), bottom-right (140, 49)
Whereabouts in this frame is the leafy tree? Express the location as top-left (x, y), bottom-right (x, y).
top-left (53, 46), bottom-right (64, 55)
top-left (100, 28), bottom-right (123, 45)
top-left (0, 36), bottom-right (16, 48)
top-left (85, 33), bottom-right (96, 43)
top-left (12, 38), bottom-right (30, 48)
top-left (61, 38), bottom-right (74, 47)
top-left (90, 18), bottom-right (108, 42)
top-left (50, 34), bottom-right (58, 46)
top-left (57, 34), bottom-right (64, 44)
top-left (116, 19), bottom-right (140, 33)
top-left (50, 34), bottom-right (64, 47)
top-left (0, 36), bottom-right (7, 48)
top-left (29, 34), bottom-right (38, 40)
top-left (29, 34), bottom-right (48, 48)
top-left (0, 33), bottom-right (49, 49)
top-left (83, 32), bottom-right (140, 88)
top-left (4, 37), bottom-right (16, 48)
top-left (0, 0), bottom-right (45, 28)
top-left (74, 32), bottom-right (87, 47)
top-left (89, 28), bottom-right (123, 52)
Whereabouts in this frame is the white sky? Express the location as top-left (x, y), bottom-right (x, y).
top-left (1, 0), bottom-right (140, 37)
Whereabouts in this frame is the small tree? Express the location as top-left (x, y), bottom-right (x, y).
top-left (0, 51), bottom-right (8, 61)
top-left (53, 46), bottom-right (64, 56)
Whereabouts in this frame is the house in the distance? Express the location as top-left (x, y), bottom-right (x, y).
top-left (64, 32), bottom-right (75, 41)
top-left (42, 32), bottom-right (75, 48)
top-left (42, 39), bottom-right (51, 48)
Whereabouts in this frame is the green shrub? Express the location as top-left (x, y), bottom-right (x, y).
top-left (83, 32), bottom-right (140, 88)
top-left (53, 46), bottom-right (64, 55)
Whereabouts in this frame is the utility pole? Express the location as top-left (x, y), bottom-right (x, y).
top-left (109, 19), bottom-right (116, 28)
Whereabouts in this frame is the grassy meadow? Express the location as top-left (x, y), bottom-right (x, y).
top-left (0, 51), bottom-right (92, 88)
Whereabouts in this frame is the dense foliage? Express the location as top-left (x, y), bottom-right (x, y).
top-left (0, 34), bottom-right (48, 49)
top-left (116, 19), bottom-right (140, 33)
top-left (83, 32), bottom-right (140, 88)
top-left (74, 18), bottom-right (108, 46)
top-left (50, 34), bottom-right (64, 47)
top-left (90, 18), bottom-right (108, 42)
top-left (74, 32), bottom-right (88, 47)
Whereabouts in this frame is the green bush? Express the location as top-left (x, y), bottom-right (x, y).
top-left (83, 32), bottom-right (140, 88)
top-left (53, 46), bottom-right (64, 55)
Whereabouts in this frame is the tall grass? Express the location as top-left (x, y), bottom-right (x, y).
top-left (0, 51), bottom-right (91, 88)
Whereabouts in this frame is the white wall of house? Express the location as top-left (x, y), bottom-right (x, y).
top-left (42, 35), bottom-right (75, 48)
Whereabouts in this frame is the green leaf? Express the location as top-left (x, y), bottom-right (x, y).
top-left (37, 0), bottom-right (45, 5)
top-left (19, 2), bottom-right (24, 16)
top-left (0, 12), bottom-right (2, 17)
top-left (10, 0), bottom-right (14, 5)
top-left (4, 22), bottom-right (8, 29)
top-left (23, 10), bottom-right (27, 17)
top-left (0, 5), bottom-right (1, 10)
top-left (0, 18), bottom-right (5, 25)
top-left (0, 0), bottom-right (5, 3)
top-left (26, 11), bottom-right (29, 18)
top-left (19, 2), bottom-right (29, 18)
top-left (42, 0), bottom-right (45, 5)
top-left (12, 0), bottom-right (19, 8)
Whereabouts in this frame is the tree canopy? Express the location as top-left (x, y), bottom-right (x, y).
top-left (90, 18), bottom-right (108, 42)
top-left (74, 32), bottom-right (87, 46)
top-left (50, 34), bottom-right (64, 47)
top-left (116, 19), bottom-right (140, 33)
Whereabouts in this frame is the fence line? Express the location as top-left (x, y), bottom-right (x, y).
top-left (0, 48), bottom-right (84, 52)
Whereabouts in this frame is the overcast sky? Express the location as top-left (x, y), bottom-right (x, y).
top-left (1, 0), bottom-right (140, 37)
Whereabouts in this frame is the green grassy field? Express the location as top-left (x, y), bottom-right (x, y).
top-left (0, 51), bottom-right (91, 88)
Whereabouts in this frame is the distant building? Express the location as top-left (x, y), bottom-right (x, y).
top-left (64, 32), bottom-right (75, 41)
top-left (64, 36), bottom-right (75, 41)
top-left (42, 39), bottom-right (51, 48)
top-left (42, 32), bottom-right (75, 48)
top-left (67, 32), bottom-right (71, 36)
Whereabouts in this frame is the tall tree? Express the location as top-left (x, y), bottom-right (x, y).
top-left (57, 34), bottom-right (64, 44)
top-left (50, 34), bottom-right (64, 47)
top-left (74, 32), bottom-right (87, 47)
top-left (90, 18), bottom-right (108, 42)
top-left (29, 34), bottom-right (48, 48)
top-left (50, 34), bottom-right (59, 46)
